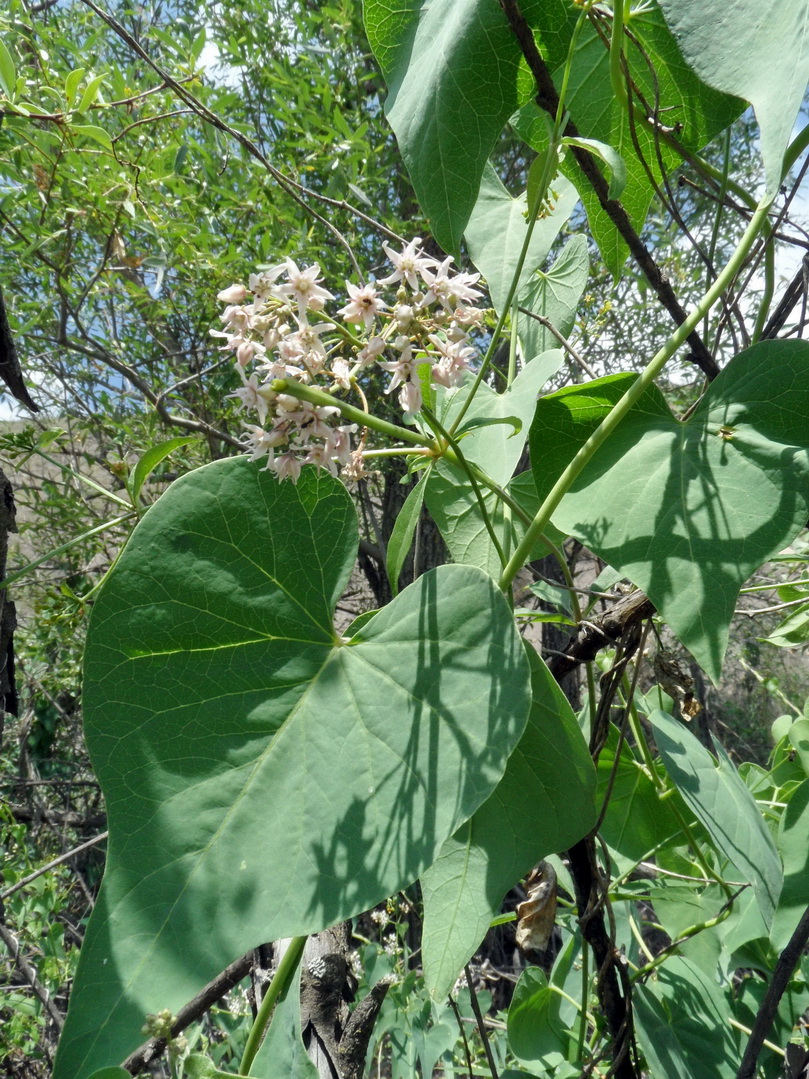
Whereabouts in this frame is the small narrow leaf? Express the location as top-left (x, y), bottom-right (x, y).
top-left (129, 435), bottom-right (197, 505)
top-left (454, 414), bottom-right (522, 439)
top-left (77, 73), bottom-right (107, 114)
top-left (562, 136), bottom-right (627, 200)
top-left (64, 68), bottom-right (86, 107)
top-left (386, 467), bottom-right (430, 596)
top-left (71, 124), bottom-right (113, 150)
top-left (0, 37), bottom-right (17, 99)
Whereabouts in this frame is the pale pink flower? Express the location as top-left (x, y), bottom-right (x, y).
top-left (421, 257), bottom-right (482, 310)
top-left (337, 282), bottom-right (387, 329)
top-left (220, 305), bottom-right (252, 333)
top-left (249, 264), bottom-right (287, 301)
top-left (428, 334), bottom-right (476, 386)
top-left (274, 453), bottom-right (303, 483)
top-left (228, 374), bottom-right (270, 423)
top-left (332, 358), bottom-right (352, 388)
top-left (277, 259), bottom-right (334, 317)
top-left (242, 423), bottom-right (287, 467)
top-left (293, 320), bottom-right (333, 364)
top-left (236, 340), bottom-right (258, 367)
top-left (331, 425), bottom-right (357, 465)
top-left (399, 380), bottom-right (423, 413)
top-left (303, 443), bottom-right (339, 476)
top-left (378, 341), bottom-right (415, 394)
top-left (379, 238), bottom-right (438, 290)
top-left (451, 305), bottom-right (486, 329)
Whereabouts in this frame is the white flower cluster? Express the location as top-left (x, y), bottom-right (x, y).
top-left (212, 239), bottom-right (486, 481)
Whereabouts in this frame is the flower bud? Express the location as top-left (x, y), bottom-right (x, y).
top-left (217, 283), bottom-right (248, 305)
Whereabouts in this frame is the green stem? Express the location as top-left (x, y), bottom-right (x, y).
top-left (34, 449), bottom-right (133, 508)
top-left (704, 127), bottom-right (731, 345)
top-left (576, 938), bottom-right (590, 1063)
top-left (0, 512), bottom-right (136, 592)
top-left (632, 900), bottom-right (735, 982)
top-left (239, 936), bottom-right (306, 1076)
top-left (782, 121), bottom-right (809, 177)
top-left (752, 239), bottom-right (775, 343)
top-left (448, 453), bottom-right (573, 585)
top-left (269, 378), bottom-right (435, 449)
top-left (609, 0), bottom-right (628, 110)
top-left (498, 197), bottom-right (773, 593)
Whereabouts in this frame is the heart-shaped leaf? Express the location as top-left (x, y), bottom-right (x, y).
top-left (54, 458), bottom-right (531, 1079)
top-left (421, 646), bottom-right (596, 1000)
top-left (634, 957), bottom-right (740, 1079)
top-left (530, 341), bottom-right (809, 680)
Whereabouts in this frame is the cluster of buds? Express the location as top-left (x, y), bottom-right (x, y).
top-left (211, 239), bottom-right (487, 481)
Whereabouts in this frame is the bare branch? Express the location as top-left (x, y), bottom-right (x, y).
top-left (0, 832), bottom-right (108, 902)
top-left (0, 917), bottom-right (64, 1031)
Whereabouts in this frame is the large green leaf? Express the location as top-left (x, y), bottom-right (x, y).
top-left (518, 234), bottom-right (589, 364)
top-left (463, 163), bottom-right (578, 318)
top-left (529, 341), bottom-right (809, 680)
top-left (658, 0), bottom-right (809, 197)
top-left (634, 957), bottom-right (740, 1079)
top-left (363, 1), bottom-right (530, 253)
top-left (771, 780), bottom-right (809, 951)
top-left (54, 459), bottom-right (532, 1079)
top-left (421, 647), bottom-right (596, 999)
top-left (650, 710), bottom-right (783, 927)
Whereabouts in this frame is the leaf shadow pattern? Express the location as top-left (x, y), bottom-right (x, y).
top-left (307, 564), bottom-right (529, 929)
top-left (534, 342), bottom-right (809, 680)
